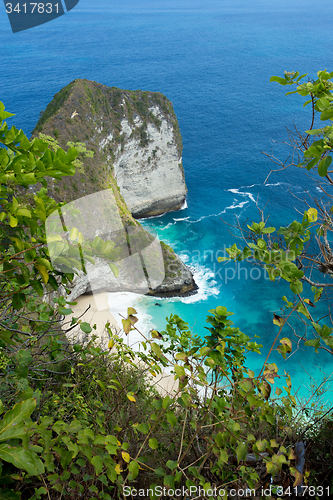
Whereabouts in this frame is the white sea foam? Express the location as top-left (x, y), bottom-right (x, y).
top-left (180, 263), bottom-right (220, 304)
top-left (179, 253), bottom-right (190, 263)
top-left (154, 258), bottom-right (220, 305)
top-left (238, 181), bottom-right (284, 189)
top-left (228, 200), bottom-right (249, 210)
top-left (188, 200), bottom-right (249, 223)
top-left (173, 216), bottom-right (190, 221)
top-left (265, 182), bottom-right (283, 187)
top-left (180, 198), bottom-right (188, 210)
top-left (227, 187), bottom-right (256, 203)
top-left (147, 191), bottom-right (253, 229)
top-left (160, 221), bottom-right (174, 230)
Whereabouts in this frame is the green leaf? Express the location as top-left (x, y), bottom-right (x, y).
top-left (316, 97), bottom-right (330, 111)
top-left (236, 442), bottom-right (247, 462)
top-left (232, 422), bottom-right (241, 432)
top-left (162, 396), bottom-right (173, 409)
top-left (12, 292), bottom-right (26, 310)
top-left (318, 157), bottom-right (329, 177)
top-left (164, 475), bottom-right (175, 489)
top-left (91, 455), bottom-right (104, 475)
top-left (149, 438), bottom-right (159, 450)
top-left (122, 318), bottom-right (132, 335)
top-left (80, 322), bottom-right (92, 334)
top-left (154, 467), bottom-right (166, 477)
top-left (305, 157), bottom-right (319, 171)
top-left (290, 280), bottom-right (303, 294)
top-left (174, 365), bottom-right (185, 377)
top-left (306, 208), bottom-right (318, 222)
top-left (136, 422), bottom-right (149, 433)
top-left (262, 226), bottom-right (275, 234)
top-left (304, 128), bottom-right (324, 135)
top-left (58, 307), bottom-right (72, 316)
top-left (9, 215), bottom-right (18, 228)
top-left (31, 280), bottom-right (44, 297)
top-left (0, 399), bottom-right (36, 442)
top-left (69, 227), bottom-right (79, 241)
top-left (48, 274), bottom-right (59, 291)
top-left (96, 379), bottom-right (106, 391)
top-left (214, 432), bottom-right (224, 447)
top-left (304, 338), bottom-right (320, 348)
top-left (256, 439), bottom-right (268, 452)
top-left (108, 262), bottom-right (119, 278)
top-left (266, 460), bottom-right (278, 476)
top-left (320, 108), bottom-right (333, 121)
top-left (36, 257), bottom-right (52, 271)
top-left (180, 393), bottom-right (192, 407)
top-left (216, 306), bottom-right (228, 316)
top-left (128, 460), bottom-right (139, 480)
top-left (16, 208), bottom-right (31, 217)
top-left (151, 342), bottom-right (162, 358)
top-left (239, 379), bottom-right (253, 392)
top-left (166, 411), bottom-right (177, 427)
top-left (166, 460), bottom-right (178, 471)
top-left (270, 76), bottom-right (289, 85)
top-left (219, 449), bottom-right (228, 464)
top-left (0, 490), bottom-right (21, 500)
top-left (0, 444), bottom-right (44, 475)
top-left (247, 394), bottom-right (258, 407)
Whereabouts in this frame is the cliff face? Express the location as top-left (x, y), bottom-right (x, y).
top-left (113, 110), bottom-right (186, 218)
top-left (33, 79), bottom-right (186, 218)
top-left (33, 79), bottom-right (196, 298)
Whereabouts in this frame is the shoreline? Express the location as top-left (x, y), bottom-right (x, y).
top-left (67, 292), bottom-right (178, 395)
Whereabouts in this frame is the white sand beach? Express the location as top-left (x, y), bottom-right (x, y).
top-left (65, 292), bottom-right (178, 395)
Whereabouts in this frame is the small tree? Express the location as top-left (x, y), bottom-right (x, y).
top-left (220, 70), bottom-right (333, 357)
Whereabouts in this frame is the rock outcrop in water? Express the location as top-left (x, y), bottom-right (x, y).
top-left (33, 79), bottom-right (196, 298)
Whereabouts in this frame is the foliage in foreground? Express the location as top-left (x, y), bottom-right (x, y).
top-left (0, 304), bottom-right (305, 500)
top-left (1, 70), bottom-right (333, 499)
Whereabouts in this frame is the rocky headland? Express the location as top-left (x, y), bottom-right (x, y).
top-left (33, 79), bottom-right (196, 298)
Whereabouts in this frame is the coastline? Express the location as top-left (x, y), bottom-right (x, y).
top-left (66, 292), bottom-right (178, 395)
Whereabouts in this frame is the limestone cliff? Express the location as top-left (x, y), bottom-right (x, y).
top-left (32, 79), bottom-right (186, 218)
top-left (32, 79), bottom-right (196, 297)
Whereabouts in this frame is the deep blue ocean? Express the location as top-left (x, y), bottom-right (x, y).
top-left (1, 0), bottom-right (333, 404)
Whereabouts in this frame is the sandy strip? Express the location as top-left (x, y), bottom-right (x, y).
top-left (65, 292), bottom-right (178, 395)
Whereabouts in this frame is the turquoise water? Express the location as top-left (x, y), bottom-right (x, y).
top-left (1, 0), bottom-right (333, 403)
